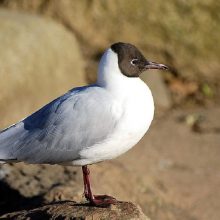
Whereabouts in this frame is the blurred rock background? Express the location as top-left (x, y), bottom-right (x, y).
top-left (0, 1), bottom-right (219, 220)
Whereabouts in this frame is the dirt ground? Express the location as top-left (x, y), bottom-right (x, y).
top-left (0, 105), bottom-right (219, 220)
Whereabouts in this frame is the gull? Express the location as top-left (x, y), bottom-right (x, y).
top-left (0, 42), bottom-right (168, 207)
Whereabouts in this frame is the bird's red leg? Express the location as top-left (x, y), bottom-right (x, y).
top-left (82, 165), bottom-right (117, 207)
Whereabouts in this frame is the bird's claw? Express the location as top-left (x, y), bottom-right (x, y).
top-left (86, 194), bottom-right (117, 207)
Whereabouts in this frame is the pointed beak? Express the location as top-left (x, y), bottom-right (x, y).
top-left (144, 61), bottom-right (168, 70)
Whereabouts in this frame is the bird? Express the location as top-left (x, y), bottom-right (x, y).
top-left (0, 42), bottom-right (168, 207)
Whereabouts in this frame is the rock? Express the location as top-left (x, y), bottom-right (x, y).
top-left (0, 9), bottom-right (85, 128)
top-left (0, 163), bottom-right (79, 198)
top-left (0, 201), bottom-right (150, 220)
top-left (141, 72), bottom-right (172, 110)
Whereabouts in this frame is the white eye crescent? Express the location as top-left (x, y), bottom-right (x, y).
top-left (131, 59), bottom-right (138, 66)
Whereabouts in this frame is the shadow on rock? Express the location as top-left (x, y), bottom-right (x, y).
top-left (0, 180), bottom-right (44, 215)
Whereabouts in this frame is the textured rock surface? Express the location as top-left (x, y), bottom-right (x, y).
top-left (0, 9), bottom-right (85, 128)
top-left (0, 201), bottom-right (149, 220)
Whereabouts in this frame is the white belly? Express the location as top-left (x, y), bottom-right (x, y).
top-left (74, 80), bottom-right (154, 166)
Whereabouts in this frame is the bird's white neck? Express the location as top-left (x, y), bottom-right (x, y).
top-left (97, 48), bottom-right (143, 95)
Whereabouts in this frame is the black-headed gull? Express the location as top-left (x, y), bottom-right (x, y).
top-left (0, 42), bottom-right (168, 206)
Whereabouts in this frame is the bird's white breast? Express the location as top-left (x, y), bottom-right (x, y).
top-left (77, 79), bottom-right (154, 165)
top-left (73, 49), bottom-right (154, 165)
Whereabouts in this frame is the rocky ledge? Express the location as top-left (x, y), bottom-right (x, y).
top-left (0, 201), bottom-right (150, 220)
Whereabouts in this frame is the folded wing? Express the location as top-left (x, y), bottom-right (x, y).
top-left (0, 86), bottom-right (120, 164)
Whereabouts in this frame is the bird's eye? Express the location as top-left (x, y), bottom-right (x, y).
top-left (131, 59), bottom-right (138, 66)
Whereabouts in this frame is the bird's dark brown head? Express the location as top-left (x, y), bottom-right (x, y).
top-left (111, 42), bottom-right (168, 77)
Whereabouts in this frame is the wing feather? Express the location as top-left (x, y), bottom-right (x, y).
top-left (0, 86), bottom-right (120, 164)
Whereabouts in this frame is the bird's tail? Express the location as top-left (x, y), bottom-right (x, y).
top-left (0, 123), bottom-right (23, 162)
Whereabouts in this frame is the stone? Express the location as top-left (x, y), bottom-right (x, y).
top-left (0, 201), bottom-right (150, 220)
top-left (0, 9), bottom-right (85, 128)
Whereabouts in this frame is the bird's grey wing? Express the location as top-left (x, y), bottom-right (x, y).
top-left (0, 86), bottom-right (120, 164)
top-left (0, 88), bottom-right (74, 162)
